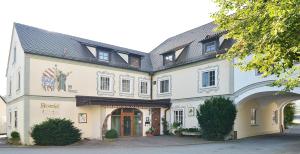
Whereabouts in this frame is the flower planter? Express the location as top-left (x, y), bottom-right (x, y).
top-left (181, 131), bottom-right (201, 136)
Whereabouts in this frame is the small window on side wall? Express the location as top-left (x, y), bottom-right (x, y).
top-left (204, 41), bottom-right (217, 53)
top-left (251, 108), bottom-right (257, 125)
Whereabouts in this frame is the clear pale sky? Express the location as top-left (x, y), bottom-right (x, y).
top-left (0, 0), bottom-right (218, 96)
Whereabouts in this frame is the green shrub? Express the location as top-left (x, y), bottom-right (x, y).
top-left (31, 118), bottom-right (81, 145)
top-left (284, 103), bottom-right (296, 128)
top-left (162, 118), bottom-right (170, 135)
top-left (197, 97), bottom-right (237, 140)
top-left (105, 129), bottom-right (118, 139)
top-left (11, 131), bottom-right (20, 140)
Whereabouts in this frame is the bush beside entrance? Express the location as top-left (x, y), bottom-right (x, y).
top-left (31, 118), bottom-right (81, 145)
top-left (197, 97), bottom-right (237, 140)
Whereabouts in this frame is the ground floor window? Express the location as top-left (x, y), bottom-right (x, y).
top-left (14, 111), bottom-right (18, 128)
top-left (251, 108), bottom-right (257, 125)
top-left (272, 110), bottom-right (278, 124)
top-left (174, 109), bottom-right (183, 126)
top-left (111, 108), bottom-right (142, 136)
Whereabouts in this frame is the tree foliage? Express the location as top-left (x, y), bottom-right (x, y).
top-left (31, 118), bottom-right (81, 145)
top-left (212, 0), bottom-right (300, 91)
top-left (197, 97), bottom-right (237, 140)
top-left (284, 103), bottom-right (296, 128)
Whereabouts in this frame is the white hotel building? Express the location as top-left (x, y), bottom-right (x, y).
top-left (5, 22), bottom-right (300, 144)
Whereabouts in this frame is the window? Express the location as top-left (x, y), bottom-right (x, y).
top-left (140, 81), bottom-right (148, 94)
top-left (13, 46), bottom-right (16, 64)
top-left (14, 111), bottom-right (18, 128)
top-left (121, 79), bottom-right (130, 93)
top-left (17, 71), bottom-right (21, 91)
top-left (163, 53), bottom-right (174, 65)
top-left (272, 110), bottom-right (278, 124)
top-left (160, 80), bottom-right (170, 94)
top-left (100, 76), bottom-right (110, 91)
top-left (202, 70), bottom-right (216, 87)
top-left (98, 51), bottom-right (109, 62)
top-left (9, 111), bottom-right (12, 124)
top-left (174, 109), bottom-right (183, 126)
top-left (97, 72), bottom-right (114, 95)
top-left (129, 56), bottom-right (140, 68)
top-left (251, 108), bottom-right (257, 125)
top-left (120, 76), bottom-right (134, 95)
top-left (9, 79), bottom-right (12, 96)
top-left (204, 41), bottom-right (216, 53)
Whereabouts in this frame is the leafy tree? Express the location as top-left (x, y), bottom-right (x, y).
top-left (197, 97), bottom-right (237, 140)
top-left (284, 103), bottom-right (296, 128)
top-left (212, 0), bottom-right (300, 91)
top-left (31, 118), bottom-right (81, 145)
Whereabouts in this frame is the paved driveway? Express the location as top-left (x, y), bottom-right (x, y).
top-left (0, 134), bottom-right (300, 154)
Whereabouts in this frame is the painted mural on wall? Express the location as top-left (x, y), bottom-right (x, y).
top-left (41, 65), bottom-right (76, 92)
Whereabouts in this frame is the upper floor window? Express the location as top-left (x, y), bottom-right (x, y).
top-left (17, 71), bottom-right (21, 91)
top-left (129, 56), bottom-right (140, 68)
top-left (138, 78), bottom-right (150, 96)
top-left (163, 53), bottom-right (174, 66)
top-left (121, 79), bottom-right (130, 93)
top-left (8, 79), bottom-right (12, 96)
top-left (97, 72), bottom-right (114, 95)
top-left (13, 46), bottom-right (17, 64)
top-left (100, 76), bottom-right (110, 91)
top-left (202, 70), bottom-right (216, 87)
top-left (204, 41), bottom-right (217, 53)
top-left (158, 76), bottom-right (171, 94)
top-left (98, 51), bottom-right (109, 62)
top-left (120, 75), bottom-right (134, 95)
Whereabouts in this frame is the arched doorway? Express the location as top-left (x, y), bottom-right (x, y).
top-left (111, 108), bottom-right (143, 137)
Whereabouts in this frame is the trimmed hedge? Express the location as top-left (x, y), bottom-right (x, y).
top-left (197, 97), bottom-right (237, 140)
top-left (105, 129), bottom-right (118, 139)
top-left (31, 118), bottom-right (81, 145)
top-left (11, 131), bottom-right (20, 139)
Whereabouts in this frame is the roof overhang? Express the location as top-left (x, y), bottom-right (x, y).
top-left (76, 96), bottom-right (171, 108)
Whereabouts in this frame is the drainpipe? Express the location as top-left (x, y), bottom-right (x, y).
top-left (149, 72), bottom-right (154, 100)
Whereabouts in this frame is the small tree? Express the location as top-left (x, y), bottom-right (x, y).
top-left (284, 103), bottom-right (296, 128)
top-left (31, 118), bottom-right (81, 145)
top-left (197, 97), bottom-right (237, 140)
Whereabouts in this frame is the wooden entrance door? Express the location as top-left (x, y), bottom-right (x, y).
top-left (151, 108), bottom-right (161, 136)
top-left (120, 110), bottom-right (134, 137)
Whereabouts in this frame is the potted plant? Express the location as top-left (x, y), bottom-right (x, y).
top-left (146, 127), bottom-right (155, 136)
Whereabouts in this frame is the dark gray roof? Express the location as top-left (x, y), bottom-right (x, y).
top-left (150, 22), bottom-right (231, 71)
top-left (15, 23), bottom-right (153, 72)
top-left (14, 22), bottom-right (231, 73)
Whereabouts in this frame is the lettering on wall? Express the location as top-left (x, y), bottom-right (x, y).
top-left (40, 103), bottom-right (60, 117)
top-left (41, 64), bottom-right (77, 93)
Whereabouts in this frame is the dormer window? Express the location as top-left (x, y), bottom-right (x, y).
top-left (98, 50), bottom-right (109, 62)
top-left (129, 56), bottom-right (140, 68)
top-left (163, 53), bottom-right (174, 66)
top-left (204, 41), bottom-right (217, 53)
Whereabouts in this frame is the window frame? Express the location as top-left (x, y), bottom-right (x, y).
top-left (204, 40), bottom-right (217, 53)
top-left (138, 78), bottom-right (150, 97)
top-left (129, 55), bottom-right (141, 68)
top-left (163, 52), bottom-right (175, 66)
top-left (198, 66), bottom-right (219, 92)
top-left (157, 76), bottom-right (171, 95)
top-left (251, 108), bottom-right (257, 126)
top-left (97, 72), bottom-right (114, 95)
top-left (173, 109), bottom-right (184, 126)
top-left (97, 50), bottom-right (110, 62)
top-left (14, 110), bottom-right (18, 128)
top-left (119, 75), bottom-right (134, 96)
top-left (17, 71), bottom-right (21, 91)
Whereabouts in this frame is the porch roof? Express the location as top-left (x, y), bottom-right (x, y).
top-left (75, 96), bottom-right (171, 108)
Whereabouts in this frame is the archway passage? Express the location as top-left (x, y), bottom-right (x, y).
top-left (111, 108), bottom-right (143, 137)
top-left (234, 91), bottom-right (300, 139)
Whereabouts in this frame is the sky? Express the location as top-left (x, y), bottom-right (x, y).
top-left (0, 0), bottom-right (218, 96)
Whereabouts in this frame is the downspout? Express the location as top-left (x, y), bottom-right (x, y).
top-left (149, 72), bottom-right (154, 100)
